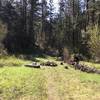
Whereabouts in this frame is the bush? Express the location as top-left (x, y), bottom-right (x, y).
top-left (87, 25), bottom-right (100, 61)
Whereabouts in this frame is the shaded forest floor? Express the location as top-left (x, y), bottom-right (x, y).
top-left (0, 56), bottom-right (100, 100)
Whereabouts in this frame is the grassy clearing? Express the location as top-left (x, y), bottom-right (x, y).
top-left (0, 56), bottom-right (100, 100)
top-left (0, 67), bottom-right (47, 100)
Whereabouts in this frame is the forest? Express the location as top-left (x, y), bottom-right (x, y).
top-left (0, 0), bottom-right (99, 59)
top-left (0, 0), bottom-right (100, 100)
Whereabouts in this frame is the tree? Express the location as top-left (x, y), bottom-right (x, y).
top-left (48, 0), bottom-right (55, 47)
top-left (40, 0), bottom-right (48, 47)
top-left (0, 0), bottom-right (40, 53)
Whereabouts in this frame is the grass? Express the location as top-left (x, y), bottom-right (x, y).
top-left (0, 55), bottom-right (100, 100)
top-left (0, 55), bottom-right (31, 67)
top-left (80, 72), bottom-right (100, 82)
top-left (0, 67), bottom-right (47, 100)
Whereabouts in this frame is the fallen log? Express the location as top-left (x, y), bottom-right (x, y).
top-left (25, 62), bottom-right (40, 68)
top-left (74, 63), bottom-right (100, 74)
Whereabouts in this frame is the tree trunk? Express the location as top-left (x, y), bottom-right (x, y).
top-left (86, 0), bottom-right (89, 25)
top-left (72, 0), bottom-right (75, 48)
top-left (92, 0), bottom-right (95, 25)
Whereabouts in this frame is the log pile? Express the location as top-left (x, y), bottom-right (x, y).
top-left (69, 60), bottom-right (100, 74)
top-left (74, 64), bottom-right (100, 74)
top-left (41, 61), bottom-right (58, 67)
top-left (69, 54), bottom-right (100, 74)
top-left (25, 61), bottom-right (58, 68)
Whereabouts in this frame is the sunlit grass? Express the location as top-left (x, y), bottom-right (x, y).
top-left (80, 72), bottom-right (100, 83)
top-left (0, 55), bottom-right (31, 67)
top-left (0, 56), bottom-right (100, 100)
top-left (0, 67), bottom-right (47, 100)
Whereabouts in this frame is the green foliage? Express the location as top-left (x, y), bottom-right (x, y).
top-left (0, 0), bottom-right (99, 60)
top-left (87, 25), bottom-right (100, 59)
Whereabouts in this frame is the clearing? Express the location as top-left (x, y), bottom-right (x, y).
top-left (0, 56), bottom-right (100, 100)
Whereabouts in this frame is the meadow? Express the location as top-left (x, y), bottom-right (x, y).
top-left (0, 56), bottom-right (100, 100)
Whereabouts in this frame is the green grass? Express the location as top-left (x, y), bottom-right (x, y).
top-left (0, 55), bottom-right (31, 67)
top-left (80, 72), bottom-right (100, 82)
top-left (0, 56), bottom-right (100, 100)
top-left (0, 67), bottom-right (47, 100)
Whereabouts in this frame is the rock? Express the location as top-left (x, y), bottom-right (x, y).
top-left (65, 66), bottom-right (68, 69)
top-left (60, 62), bottom-right (63, 65)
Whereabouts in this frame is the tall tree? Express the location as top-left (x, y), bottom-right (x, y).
top-left (41, 0), bottom-right (48, 47)
top-left (48, 0), bottom-right (55, 47)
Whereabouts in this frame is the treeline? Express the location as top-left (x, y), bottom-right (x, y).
top-left (0, 0), bottom-right (100, 60)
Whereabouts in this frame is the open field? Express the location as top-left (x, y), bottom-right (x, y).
top-left (0, 56), bottom-right (100, 100)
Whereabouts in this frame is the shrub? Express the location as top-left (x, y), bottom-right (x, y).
top-left (87, 25), bottom-right (100, 61)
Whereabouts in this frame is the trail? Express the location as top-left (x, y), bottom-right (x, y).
top-left (44, 67), bottom-right (100, 100)
top-left (44, 67), bottom-right (79, 100)
top-left (44, 68), bottom-right (61, 100)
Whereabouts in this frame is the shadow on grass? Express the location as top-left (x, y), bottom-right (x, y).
top-left (15, 53), bottom-right (47, 62)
